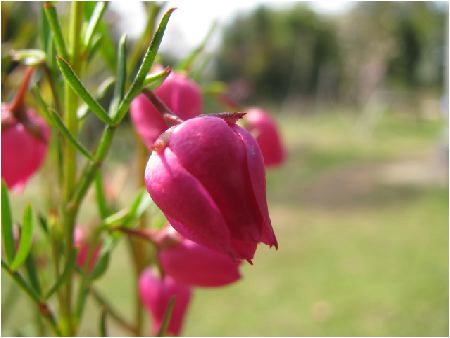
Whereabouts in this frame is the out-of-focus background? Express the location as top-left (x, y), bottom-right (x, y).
top-left (2, 1), bottom-right (448, 336)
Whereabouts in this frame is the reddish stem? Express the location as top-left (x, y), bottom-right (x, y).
top-left (9, 66), bottom-right (35, 115)
top-left (142, 88), bottom-right (183, 127)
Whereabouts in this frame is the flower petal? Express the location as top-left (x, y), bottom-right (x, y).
top-left (145, 148), bottom-right (234, 255)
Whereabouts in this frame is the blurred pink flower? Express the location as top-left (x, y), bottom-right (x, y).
top-left (139, 268), bottom-right (192, 336)
top-left (244, 108), bottom-right (286, 167)
top-left (74, 227), bottom-right (101, 272)
top-left (130, 71), bottom-right (202, 149)
top-left (145, 114), bottom-right (277, 262)
top-left (159, 226), bottom-right (241, 287)
top-left (1, 105), bottom-right (50, 190)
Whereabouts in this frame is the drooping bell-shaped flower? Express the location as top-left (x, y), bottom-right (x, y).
top-left (139, 268), bottom-right (192, 336)
top-left (244, 108), bottom-right (285, 167)
top-left (145, 114), bottom-right (278, 262)
top-left (1, 104), bottom-right (50, 190)
top-left (130, 71), bottom-right (202, 149)
top-left (158, 225), bottom-right (241, 287)
top-left (74, 227), bottom-right (101, 272)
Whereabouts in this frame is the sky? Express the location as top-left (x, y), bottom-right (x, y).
top-left (109, 1), bottom-right (352, 57)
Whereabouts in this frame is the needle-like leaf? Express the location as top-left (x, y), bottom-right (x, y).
top-left (1, 181), bottom-right (15, 264)
top-left (10, 206), bottom-right (34, 271)
top-left (57, 57), bottom-right (112, 124)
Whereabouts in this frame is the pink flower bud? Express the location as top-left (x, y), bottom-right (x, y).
top-left (145, 114), bottom-right (278, 262)
top-left (244, 108), bottom-right (286, 167)
top-left (74, 227), bottom-right (101, 272)
top-left (1, 105), bottom-right (50, 190)
top-left (130, 72), bottom-right (202, 149)
top-left (159, 226), bottom-right (241, 287)
top-left (139, 268), bottom-right (192, 336)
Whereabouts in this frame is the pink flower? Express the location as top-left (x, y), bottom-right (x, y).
top-left (139, 268), bottom-right (192, 336)
top-left (1, 105), bottom-right (50, 190)
top-left (244, 108), bottom-right (286, 167)
top-left (74, 227), bottom-right (101, 272)
top-left (159, 226), bottom-right (241, 287)
top-left (145, 114), bottom-right (278, 262)
top-left (130, 71), bottom-right (202, 149)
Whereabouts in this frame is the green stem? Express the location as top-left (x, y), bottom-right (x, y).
top-left (43, 64), bottom-right (62, 115)
top-left (61, 2), bottom-right (83, 335)
top-left (68, 125), bottom-right (116, 215)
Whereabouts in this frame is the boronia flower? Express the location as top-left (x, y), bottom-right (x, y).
top-left (145, 114), bottom-right (278, 262)
top-left (1, 104), bottom-right (50, 190)
top-left (244, 108), bottom-right (286, 167)
top-left (158, 225), bottom-right (241, 287)
top-left (74, 227), bottom-right (101, 272)
top-left (139, 268), bottom-right (192, 336)
top-left (130, 71), bottom-right (202, 149)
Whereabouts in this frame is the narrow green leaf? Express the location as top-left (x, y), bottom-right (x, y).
top-left (46, 33), bottom-right (57, 75)
top-left (176, 20), bottom-right (217, 72)
top-left (103, 209), bottom-right (129, 228)
top-left (10, 49), bottom-right (46, 66)
top-left (157, 297), bottom-right (175, 337)
top-left (32, 88), bottom-right (94, 160)
top-left (57, 57), bottom-right (112, 124)
top-left (95, 173), bottom-right (109, 219)
top-left (115, 34), bottom-right (127, 100)
top-left (144, 67), bottom-right (171, 89)
top-left (49, 109), bottom-right (94, 160)
top-left (109, 34), bottom-right (127, 115)
top-left (77, 77), bottom-right (115, 120)
top-left (124, 190), bottom-right (152, 228)
top-left (37, 213), bottom-right (49, 235)
top-left (112, 8), bottom-right (176, 124)
top-left (10, 206), bottom-right (34, 271)
top-left (102, 190), bottom-right (152, 228)
top-left (2, 260), bottom-right (40, 303)
top-left (88, 237), bottom-right (114, 281)
top-left (24, 249), bottom-right (42, 296)
top-left (40, 6), bottom-right (51, 51)
top-left (43, 2), bottom-right (69, 60)
top-left (74, 276), bottom-right (90, 321)
top-left (1, 180), bottom-right (15, 264)
top-left (84, 2), bottom-right (108, 51)
top-left (99, 309), bottom-right (108, 337)
top-left (44, 249), bottom-right (77, 300)
top-left (87, 34), bottom-right (102, 62)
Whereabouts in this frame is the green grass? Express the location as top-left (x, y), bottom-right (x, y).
top-left (2, 111), bottom-right (448, 336)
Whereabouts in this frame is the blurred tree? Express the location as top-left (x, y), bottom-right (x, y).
top-left (214, 2), bottom-right (447, 108)
top-left (387, 2), bottom-right (447, 89)
top-left (215, 4), bottom-right (342, 106)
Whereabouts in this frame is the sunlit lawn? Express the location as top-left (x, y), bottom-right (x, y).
top-left (2, 109), bottom-right (448, 336)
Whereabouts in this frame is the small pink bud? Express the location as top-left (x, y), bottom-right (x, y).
top-left (130, 72), bottom-right (202, 149)
top-left (74, 227), bottom-right (101, 272)
top-left (1, 105), bottom-right (50, 190)
top-left (244, 108), bottom-right (286, 167)
top-left (145, 114), bottom-right (278, 262)
top-left (139, 268), bottom-right (192, 336)
top-left (159, 226), bottom-right (241, 287)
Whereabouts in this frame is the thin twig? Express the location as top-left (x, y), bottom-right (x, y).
top-left (89, 287), bottom-right (136, 334)
top-left (142, 88), bottom-right (182, 126)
